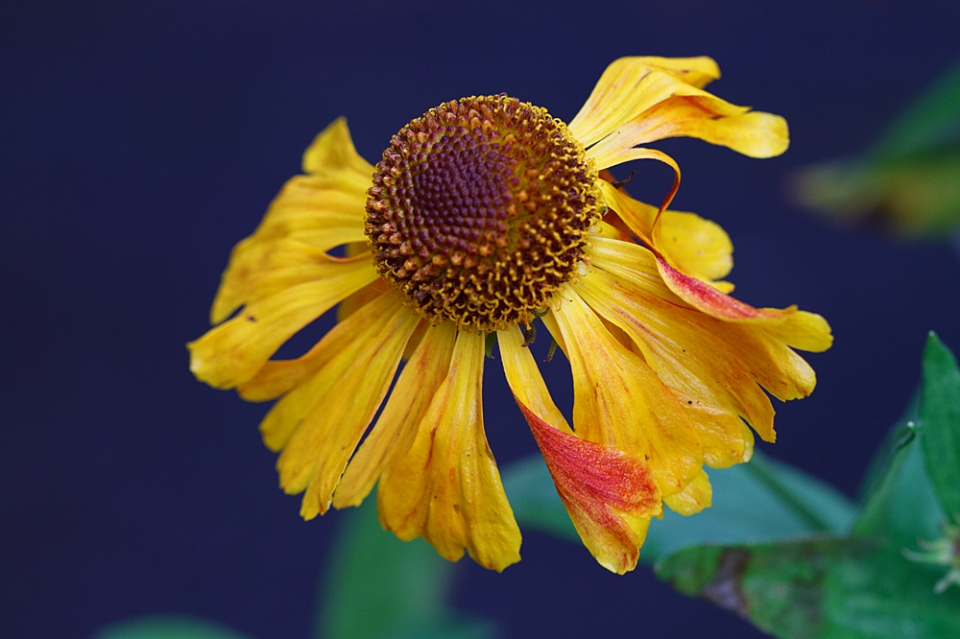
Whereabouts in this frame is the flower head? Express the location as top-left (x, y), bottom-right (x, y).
top-left (188, 56), bottom-right (832, 574)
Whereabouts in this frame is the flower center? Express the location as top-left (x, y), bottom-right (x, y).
top-left (364, 95), bottom-right (598, 332)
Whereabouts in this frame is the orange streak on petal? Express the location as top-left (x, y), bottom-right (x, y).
top-left (518, 400), bottom-right (660, 574)
top-left (656, 256), bottom-right (832, 353)
top-left (657, 255), bottom-right (785, 321)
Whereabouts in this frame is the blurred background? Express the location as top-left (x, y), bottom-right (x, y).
top-left (3, 1), bottom-right (960, 637)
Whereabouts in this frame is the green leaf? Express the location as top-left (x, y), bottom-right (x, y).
top-left (317, 500), bottom-right (497, 639)
top-left (94, 616), bottom-right (255, 639)
top-left (920, 332), bottom-right (960, 518)
top-left (658, 537), bottom-right (960, 639)
top-left (502, 450), bottom-right (857, 565)
top-left (852, 420), bottom-right (944, 548)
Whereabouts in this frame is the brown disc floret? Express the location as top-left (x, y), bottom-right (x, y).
top-left (365, 95), bottom-right (598, 332)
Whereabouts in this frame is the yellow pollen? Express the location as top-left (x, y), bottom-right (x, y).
top-left (364, 95), bottom-right (599, 332)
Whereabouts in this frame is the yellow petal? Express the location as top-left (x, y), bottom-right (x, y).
top-left (209, 117), bottom-right (373, 325)
top-left (333, 321), bottom-right (456, 509)
top-left (672, 390), bottom-right (755, 469)
top-left (582, 241), bottom-right (776, 441)
top-left (569, 56), bottom-right (722, 149)
top-left (238, 290), bottom-right (394, 403)
top-left (377, 330), bottom-right (521, 572)
top-left (497, 325), bottom-right (571, 434)
top-left (598, 180), bottom-right (734, 284)
top-left (336, 278), bottom-right (387, 324)
top-left (585, 237), bottom-right (827, 446)
top-left (631, 56), bottom-right (722, 88)
top-left (653, 210), bottom-right (733, 283)
top-left (301, 117), bottom-right (375, 191)
top-left (271, 302), bottom-right (419, 519)
top-left (256, 293), bottom-right (405, 452)
top-left (592, 96), bottom-right (789, 164)
top-left (500, 325), bottom-right (659, 573)
top-left (655, 255), bottom-right (832, 353)
top-left (664, 469), bottom-right (713, 516)
top-left (548, 288), bottom-right (703, 496)
top-left (569, 56), bottom-right (787, 170)
top-left (211, 176), bottom-right (369, 324)
top-left (188, 252), bottom-right (378, 390)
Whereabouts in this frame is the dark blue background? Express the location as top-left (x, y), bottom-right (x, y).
top-left (4, 1), bottom-right (960, 638)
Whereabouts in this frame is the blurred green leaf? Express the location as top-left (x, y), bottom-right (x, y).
top-left (658, 537), bottom-right (960, 639)
top-left (502, 450), bottom-right (857, 565)
top-left (868, 62), bottom-right (960, 161)
top-left (793, 60), bottom-right (960, 237)
top-left (920, 333), bottom-right (960, 517)
top-left (94, 616), bottom-right (255, 639)
top-left (317, 500), bottom-right (497, 639)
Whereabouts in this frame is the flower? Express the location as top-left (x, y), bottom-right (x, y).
top-left (188, 56), bottom-right (832, 574)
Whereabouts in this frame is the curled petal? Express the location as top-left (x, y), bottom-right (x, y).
top-left (377, 330), bottom-right (521, 572)
top-left (598, 181), bottom-right (734, 285)
top-left (594, 95), bottom-right (789, 163)
top-left (499, 325), bottom-right (659, 574)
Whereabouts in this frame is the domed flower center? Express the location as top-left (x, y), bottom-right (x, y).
top-left (364, 95), bottom-right (599, 332)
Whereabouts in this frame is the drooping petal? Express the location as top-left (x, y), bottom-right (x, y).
top-left (188, 249), bottom-right (378, 390)
top-left (271, 299), bottom-right (419, 519)
top-left (257, 294), bottom-right (404, 453)
top-left (547, 288), bottom-right (703, 496)
top-left (671, 389), bottom-right (757, 469)
top-left (655, 255), bottom-right (833, 353)
top-left (376, 330), bottom-right (521, 572)
top-left (336, 277), bottom-right (389, 324)
top-left (577, 253), bottom-right (775, 448)
top-left (499, 325), bottom-right (659, 574)
top-left (585, 237), bottom-right (828, 453)
top-left (332, 321), bottom-right (456, 509)
top-left (653, 209), bottom-right (734, 284)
